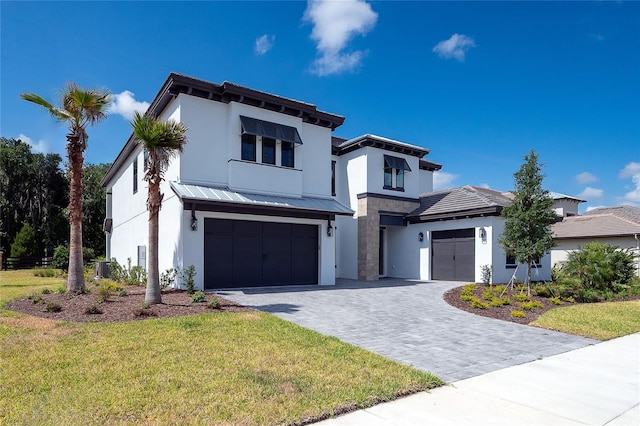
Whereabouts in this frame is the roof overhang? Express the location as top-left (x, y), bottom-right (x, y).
top-left (170, 182), bottom-right (354, 220)
top-left (337, 134), bottom-right (429, 158)
top-left (407, 206), bottom-right (504, 223)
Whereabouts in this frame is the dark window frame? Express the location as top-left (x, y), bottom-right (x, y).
top-left (396, 168), bottom-right (404, 190)
top-left (281, 141), bottom-right (294, 168)
top-left (241, 133), bottom-right (257, 162)
top-left (506, 254), bottom-right (541, 269)
top-left (262, 137), bottom-right (276, 165)
top-left (383, 166), bottom-right (393, 188)
top-left (331, 160), bottom-right (336, 196)
top-left (133, 157), bottom-right (138, 194)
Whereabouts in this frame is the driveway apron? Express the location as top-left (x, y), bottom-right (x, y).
top-left (220, 279), bottom-right (596, 383)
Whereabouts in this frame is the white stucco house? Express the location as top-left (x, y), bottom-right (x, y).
top-left (103, 73), bottom-right (586, 289)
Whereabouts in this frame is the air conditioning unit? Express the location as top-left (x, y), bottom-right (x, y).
top-left (96, 261), bottom-right (111, 279)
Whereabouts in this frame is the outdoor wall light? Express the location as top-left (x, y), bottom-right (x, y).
top-left (479, 227), bottom-right (487, 242)
top-left (327, 220), bottom-right (333, 237)
top-left (418, 232), bottom-right (424, 242)
top-left (190, 208), bottom-right (198, 231)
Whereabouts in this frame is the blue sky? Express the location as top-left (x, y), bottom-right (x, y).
top-left (1, 0), bottom-right (639, 212)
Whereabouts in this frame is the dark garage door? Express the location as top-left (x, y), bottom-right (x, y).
top-left (431, 229), bottom-right (475, 281)
top-left (204, 218), bottom-right (318, 289)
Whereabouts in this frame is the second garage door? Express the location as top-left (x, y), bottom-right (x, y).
top-left (431, 229), bottom-right (475, 281)
top-left (204, 218), bottom-right (318, 289)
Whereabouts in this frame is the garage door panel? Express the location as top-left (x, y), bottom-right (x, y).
top-left (432, 230), bottom-right (475, 282)
top-left (263, 235), bottom-right (293, 285)
top-left (204, 234), bottom-right (233, 289)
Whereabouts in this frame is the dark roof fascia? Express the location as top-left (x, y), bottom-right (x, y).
top-left (419, 159), bottom-right (443, 171)
top-left (337, 135), bottom-right (429, 158)
top-left (182, 200), bottom-right (344, 221)
top-left (357, 192), bottom-right (421, 204)
top-left (407, 206), bottom-right (503, 223)
top-left (554, 233), bottom-right (638, 240)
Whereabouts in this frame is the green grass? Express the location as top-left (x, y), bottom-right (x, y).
top-left (0, 271), bottom-right (442, 425)
top-left (0, 269), bottom-right (65, 308)
top-left (532, 300), bottom-right (640, 340)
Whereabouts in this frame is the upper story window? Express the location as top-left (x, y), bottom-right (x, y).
top-left (383, 155), bottom-right (411, 191)
top-left (133, 156), bottom-right (138, 194)
top-left (240, 116), bottom-right (302, 168)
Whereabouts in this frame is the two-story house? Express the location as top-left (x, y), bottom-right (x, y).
top-left (104, 73), bottom-right (572, 290)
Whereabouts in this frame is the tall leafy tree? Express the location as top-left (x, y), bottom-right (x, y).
top-left (83, 163), bottom-right (111, 257)
top-left (131, 112), bottom-right (188, 304)
top-left (499, 149), bottom-right (556, 292)
top-left (21, 84), bottom-right (111, 292)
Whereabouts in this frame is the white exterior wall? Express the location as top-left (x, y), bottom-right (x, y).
top-left (418, 169), bottom-right (434, 194)
top-left (552, 237), bottom-right (640, 277)
top-left (386, 225), bottom-right (420, 278)
top-left (553, 199), bottom-right (580, 217)
top-left (364, 148), bottom-right (422, 199)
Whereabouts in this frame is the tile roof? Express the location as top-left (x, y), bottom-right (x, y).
top-left (552, 206), bottom-right (640, 239)
top-left (407, 186), bottom-right (512, 221)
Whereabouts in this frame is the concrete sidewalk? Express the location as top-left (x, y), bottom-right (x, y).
top-left (316, 333), bottom-right (640, 425)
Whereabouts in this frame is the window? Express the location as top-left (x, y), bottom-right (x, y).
top-left (383, 155), bottom-right (410, 191)
top-left (143, 150), bottom-right (149, 172)
top-left (281, 141), bottom-right (294, 168)
top-left (331, 160), bottom-right (336, 196)
top-left (396, 168), bottom-right (404, 190)
top-left (262, 137), bottom-right (276, 165)
top-left (133, 156), bottom-right (138, 194)
top-left (506, 255), bottom-right (541, 268)
top-left (241, 133), bottom-right (256, 162)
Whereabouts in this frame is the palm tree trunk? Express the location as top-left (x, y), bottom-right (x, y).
top-left (67, 136), bottom-right (85, 292)
top-left (145, 178), bottom-right (162, 304)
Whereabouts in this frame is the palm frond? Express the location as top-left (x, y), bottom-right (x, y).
top-left (20, 92), bottom-right (73, 122)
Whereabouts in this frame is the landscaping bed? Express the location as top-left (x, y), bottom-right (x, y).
top-left (5, 285), bottom-right (250, 322)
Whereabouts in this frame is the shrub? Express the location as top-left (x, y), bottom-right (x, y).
top-left (560, 242), bottom-right (636, 292)
top-left (126, 266), bottom-right (147, 286)
top-left (55, 285), bottom-right (67, 294)
top-left (41, 288), bottom-right (52, 294)
top-left (33, 268), bottom-right (57, 278)
top-left (179, 265), bottom-right (197, 294)
top-left (461, 283), bottom-right (476, 296)
top-left (191, 291), bottom-right (206, 303)
top-left (96, 280), bottom-right (123, 303)
top-left (531, 284), bottom-right (552, 298)
top-left (45, 302), bottom-right (62, 312)
top-left (480, 265), bottom-right (492, 285)
top-left (460, 294), bottom-right (474, 302)
top-left (29, 293), bottom-right (45, 304)
top-left (10, 223), bottom-right (37, 257)
top-left (514, 293), bottom-right (531, 302)
top-left (549, 296), bottom-right (563, 305)
top-left (117, 289), bottom-right (127, 297)
top-left (511, 310), bottom-right (526, 318)
top-left (134, 308), bottom-right (157, 317)
top-left (494, 285), bottom-right (506, 294)
top-left (576, 288), bottom-right (602, 303)
top-left (52, 245), bottom-right (96, 271)
top-left (160, 268), bottom-right (176, 289)
top-left (470, 297), bottom-right (489, 309)
top-left (519, 300), bottom-right (544, 311)
top-left (563, 296), bottom-right (576, 304)
top-left (141, 301), bottom-right (151, 309)
top-left (84, 305), bottom-right (103, 315)
top-left (109, 258), bottom-right (147, 286)
top-left (482, 288), bottom-right (495, 301)
top-left (207, 296), bottom-right (220, 309)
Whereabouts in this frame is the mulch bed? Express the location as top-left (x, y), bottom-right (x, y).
top-left (5, 285), bottom-right (251, 323)
top-left (443, 284), bottom-right (561, 325)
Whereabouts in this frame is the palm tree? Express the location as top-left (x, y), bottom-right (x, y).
top-left (131, 111), bottom-right (188, 304)
top-left (21, 84), bottom-right (111, 293)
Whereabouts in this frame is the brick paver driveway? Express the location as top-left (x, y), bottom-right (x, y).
top-left (220, 279), bottom-right (596, 382)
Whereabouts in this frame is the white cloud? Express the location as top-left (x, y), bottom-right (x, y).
top-left (107, 91), bottom-right (150, 121)
top-left (303, 0), bottom-right (378, 76)
top-left (433, 171), bottom-right (458, 191)
top-left (578, 187), bottom-right (604, 199)
top-left (585, 205), bottom-right (606, 212)
top-left (619, 162), bottom-right (640, 206)
top-left (432, 33), bottom-right (476, 62)
top-left (575, 171), bottom-right (598, 185)
top-left (18, 133), bottom-right (49, 154)
top-left (255, 34), bottom-right (275, 55)
top-left (479, 183), bottom-right (490, 189)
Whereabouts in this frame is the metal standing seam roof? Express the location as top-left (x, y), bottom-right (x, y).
top-left (169, 182), bottom-right (354, 216)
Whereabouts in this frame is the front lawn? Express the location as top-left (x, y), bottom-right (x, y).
top-left (531, 300), bottom-right (640, 340)
top-left (0, 271), bottom-right (442, 425)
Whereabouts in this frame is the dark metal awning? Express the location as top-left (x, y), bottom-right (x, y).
top-left (384, 155), bottom-right (411, 171)
top-left (240, 116), bottom-right (303, 145)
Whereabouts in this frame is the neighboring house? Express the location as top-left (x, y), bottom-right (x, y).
top-left (103, 72), bottom-right (599, 289)
top-left (102, 73), bottom-right (353, 290)
top-left (552, 205), bottom-right (640, 276)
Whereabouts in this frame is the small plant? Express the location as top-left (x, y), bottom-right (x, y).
top-left (461, 283), bottom-right (477, 296)
top-left (141, 301), bottom-right (151, 309)
top-left (549, 296), bottom-right (563, 305)
top-left (480, 265), bottom-right (492, 285)
top-left (470, 297), bottom-right (489, 309)
top-left (191, 291), bottom-right (206, 303)
top-left (133, 308), bottom-right (157, 317)
top-left (160, 268), bottom-right (176, 290)
top-left (33, 268), bottom-right (57, 278)
top-left (207, 296), bottom-right (220, 309)
top-left (117, 289), bottom-right (127, 297)
top-left (29, 292), bottom-right (45, 304)
top-left (519, 300), bottom-right (544, 311)
top-left (179, 265), bottom-right (197, 294)
top-left (45, 302), bottom-right (62, 312)
top-left (494, 285), bottom-right (506, 294)
top-left (41, 288), bottom-right (52, 294)
top-left (514, 293), bottom-right (531, 302)
top-left (531, 284), bottom-right (552, 298)
top-left (511, 310), bottom-right (526, 318)
top-left (489, 297), bottom-right (511, 307)
top-left (482, 288), bottom-right (495, 301)
top-left (55, 284), bottom-right (67, 294)
top-left (563, 296), bottom-right (576, 304)
top-left (461, 294), bottom-right (474, 302)
top-left (84, 305), bottom-right (103, 315)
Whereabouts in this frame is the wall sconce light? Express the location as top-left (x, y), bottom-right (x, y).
top-left (190, 208), bottom-right (198, 231)
top-left (327, 219), bottom-right (333, 237)
top-left (418, 232), bottom-right (424, 242)
top-left (479, 227), bottom-right (487, 242)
